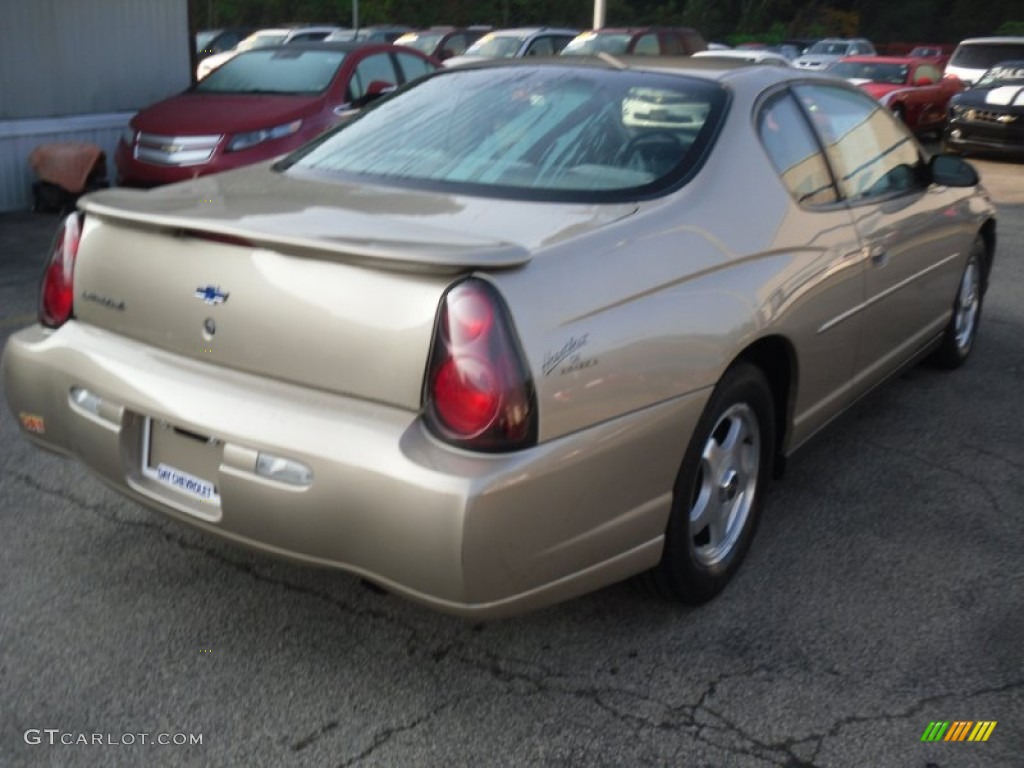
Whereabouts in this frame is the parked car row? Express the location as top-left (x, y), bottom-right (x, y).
top-left (145, 29), bottom-right (1022, 193)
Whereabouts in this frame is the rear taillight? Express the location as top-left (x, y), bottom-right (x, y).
top-left (39, 211), bottom-right (83, 328)
top-left (424, 279), bottom-right (537, 452)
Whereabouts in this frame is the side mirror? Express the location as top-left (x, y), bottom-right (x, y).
top-left (351, 80), bottom-right (396, 109)
top-left (366, 79), bottom-right (395, 97)
top-left (930, 154), bottom-right (979, 187)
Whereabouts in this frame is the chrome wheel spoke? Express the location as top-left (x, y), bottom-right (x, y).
top-left (954, 259), bottom-right (980, 350)
top-left (690, 403), bottom-right (762, 567)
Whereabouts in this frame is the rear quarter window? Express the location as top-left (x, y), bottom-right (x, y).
top-left (758, 91), bottom-right (838, 206)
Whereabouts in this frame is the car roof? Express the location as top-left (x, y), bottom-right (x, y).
top-left (250, 40), bottom-right (411, 54)
top-left (448, 54), bottom-right (805, 85)
top-left (840, 55), bottom-right (922, 64)
top-left (487, 27), bottom-right (579, 36)
top-left (956, 36), bottom-right (1024, 45)
top-left (583, 27), bottom-right (699, 34)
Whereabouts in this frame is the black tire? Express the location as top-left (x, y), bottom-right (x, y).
top-left (645, 362), bottom-right (776, 604)
top-left (931, 236), bottom-right (985, 369)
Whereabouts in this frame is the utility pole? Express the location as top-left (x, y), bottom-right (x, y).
top-left (593, 0), bottom-right (606, 29)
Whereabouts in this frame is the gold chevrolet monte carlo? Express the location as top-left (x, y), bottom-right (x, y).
top-left (3, 57), bottom-right (996, 617)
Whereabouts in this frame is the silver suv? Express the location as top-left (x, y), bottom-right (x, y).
top-left (793, 38), bottom-right (876, 70)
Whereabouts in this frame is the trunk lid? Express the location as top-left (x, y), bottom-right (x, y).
top-left (74, 166), bottom-right (636, 409)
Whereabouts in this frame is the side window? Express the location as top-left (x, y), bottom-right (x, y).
top-left (660, 33), bottom-right (685, 56)
top-left (445, 34), bottom-right (469, 57)
top-left (291, 31), bottom-right (329, 43)
top-left (216, 32), bottom-right (243, 51)
top-left (632, 34), bottom-right (660, 55)
top-left (347, 53), bottom-right (398, 102)
top-left (394, 52), bottom-right (434, 83)
top-left (915, 64), bottom-right (940, 83)
top-left (552, 35), bottom-right (574, 54)
top-left (758, 91), bottom-right (838, 206)
top-left (525, 37), bottom-right (554, 56)
top-left (793, 84), bottom-right (925, 202)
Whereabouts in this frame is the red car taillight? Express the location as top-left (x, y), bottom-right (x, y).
top-left (39, 211), bottom-right (83, 328)
top-left (424, 279), bottom-right (537, 452)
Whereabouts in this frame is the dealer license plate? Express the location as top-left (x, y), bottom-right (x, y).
top-left (141, 419), bottom-right (222, 506)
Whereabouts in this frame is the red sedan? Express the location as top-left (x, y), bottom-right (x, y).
top-left (829, 55), bottom-right (963, 135)
top-left (116, 41), bottom-right (437, 186)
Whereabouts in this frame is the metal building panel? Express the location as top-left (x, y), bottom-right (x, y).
top-left (0, 113), bottom-right (133, 211)
top-left (0, 0), bottom-right (190, 120)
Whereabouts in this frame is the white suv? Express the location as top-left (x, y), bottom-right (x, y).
top-left (946, 37), bottom-right (1024, 86)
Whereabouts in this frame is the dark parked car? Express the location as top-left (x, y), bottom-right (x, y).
top-left (394, 27), bottom-right (489, 62)
top-left (561, 27), bottom-right (707, 57)
top-left (944, 61), bottom-right (1024, 156)
top-left (117, 42), bottom-right (438, 187)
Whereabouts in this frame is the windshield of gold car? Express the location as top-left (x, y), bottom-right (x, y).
top-left (283, 66), bottom-right (727, 201)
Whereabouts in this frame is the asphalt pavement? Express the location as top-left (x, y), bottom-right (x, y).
top-left (1, 158), bottom-right (1022, 767)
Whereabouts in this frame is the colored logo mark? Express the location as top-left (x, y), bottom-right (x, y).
top-left (194, 285), bottom-right (229, 305)
top-left (921, 721), bottom-right (997, 742)
top-left (18, 412), bottom-right (45, 434)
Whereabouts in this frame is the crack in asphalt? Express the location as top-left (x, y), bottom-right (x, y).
top-left (860, 437), bottom-right (1008, 518)
top-left (335, 710), bottom-right (439, 767)
top-left (5, 470), bottom-right (425, 641)
top-left (6, 468), bottom-right (1022, 766)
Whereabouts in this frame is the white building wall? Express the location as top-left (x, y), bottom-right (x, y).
top-left (0, 0), bottom-right (190, 210)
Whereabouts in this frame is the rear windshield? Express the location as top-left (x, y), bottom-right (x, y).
top-left (562, 33), bottom-right (633, 56)
top-left (950, 42), bottom-right (1024, 70)
top-left (829, 61), bottom-right (909, 84)
top-left (395, 33), bottom-right (443, 54)
top-left (238, 32), bottom-right (288, 51)
top-left (196, 49), bottom-right (345, 94)
top-left (807, 41), bottom-right (852, 55)
top-left (464, 34), bottom-right (526, 58)
top-left (283, 66), bottom-right (726, 201)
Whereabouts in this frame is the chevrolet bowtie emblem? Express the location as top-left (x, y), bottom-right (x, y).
top-left (194, 285), bottom-right (229, 305)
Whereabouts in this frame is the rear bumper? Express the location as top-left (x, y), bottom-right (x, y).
top-left (4, 322), bottom-right (706, 617)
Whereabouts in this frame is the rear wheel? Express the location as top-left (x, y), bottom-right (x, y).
top-left (646, 363), bottom-right (775, 603)
top-left (931, 236), bottom-right (985, 369)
